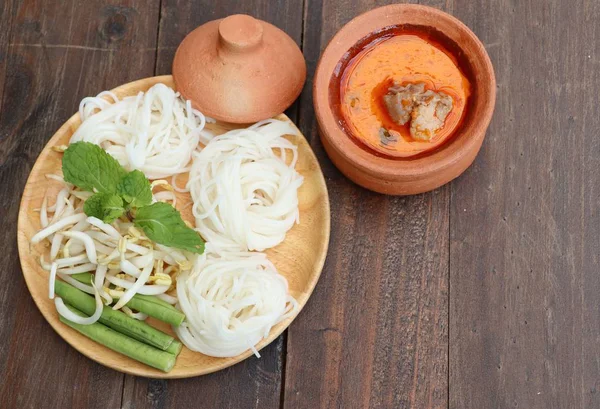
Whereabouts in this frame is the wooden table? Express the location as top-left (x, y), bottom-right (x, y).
top-left (1, 0), bottom-right (598, 408)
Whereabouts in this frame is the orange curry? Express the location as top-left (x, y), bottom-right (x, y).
top-left (339, 33), bottom-right (470, 158)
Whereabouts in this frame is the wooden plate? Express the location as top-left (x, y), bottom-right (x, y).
top-left (17, 75), bottom-right (330, 378)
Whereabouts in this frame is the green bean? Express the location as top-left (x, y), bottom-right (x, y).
top-left (166, 340), bottom-right (183, 356)
top-left (59, 305), bottom-right (176, 372)
top-left (71, 273), bottom-right (185, 326)
top-left (55, 279), bottom-right (175, 350)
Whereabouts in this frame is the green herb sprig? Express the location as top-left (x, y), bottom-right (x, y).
top-left (63, 142), bottom-right (204, 254)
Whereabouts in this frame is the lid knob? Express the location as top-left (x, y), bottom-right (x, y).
top-left (218, 14), bottom-right (263, 53)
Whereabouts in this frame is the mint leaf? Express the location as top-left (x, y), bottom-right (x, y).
top-left (134, 202), bottom-right (204, 254)
top-left (83, 193), bottom-right (125, 223)
top-left (117, 170), bottom-right (152, 208)
top-left (63, 142), bottom-right (126, 193)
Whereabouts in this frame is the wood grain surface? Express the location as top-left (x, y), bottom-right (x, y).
top-left (283, 1), bottom-right (448, 408)
top-left (1, 0), bottom-right (599, 408)
top-left (449, 1), bottom-right (600, 408)
top-left (0, 1), bottom-right (158, 408)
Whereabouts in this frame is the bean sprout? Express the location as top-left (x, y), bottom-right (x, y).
top-left (55, 288), bottom-right (103, 325)
top-left (49, 263), bottom-right (58, 299)
top-left (61, 231), bottom-right (98, 264)
top-left (156, 293), bottom-right (178, 305)
top-left (40, 195), bottom-right (48, 228)
top-left (113, 262), bottom-right (153, 309)
top-left (121, 306), bottom-right (148, 321)
top-left (59, 272), bottom-right (95, 294)
top-left (33, 180), bottom-right (190, 323)
top-left (31, 214), bottom-right (87, 243)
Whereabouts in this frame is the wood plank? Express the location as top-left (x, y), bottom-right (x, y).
top-left (121, 342), bottom-right (284, 409)
top-left (450, 0), bottom-right (600, 408)
top-left (284, 1), bottom-right (449, 408)
top-left (0, 0), bottom-right (16, 113)
top-left (0, 1), bottom-right (159, 408)
top-left (121, 2), bottom-right (303, 408)
top-left (154, 1), bottom-right (303, 75)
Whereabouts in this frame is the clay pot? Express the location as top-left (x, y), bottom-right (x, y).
top-left (314, 5), bottom-right (496, 195)
top-left (173, 14), bottom-right (306, 123)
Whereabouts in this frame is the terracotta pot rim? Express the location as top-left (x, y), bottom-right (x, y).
top-left (314, 4), bottom-right (496, 182)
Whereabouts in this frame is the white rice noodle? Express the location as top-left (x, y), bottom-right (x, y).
top-left (187, 119), bottom-right (303, 251)
top-left (70, 83), bottom-right (207, 179)
top-left (174, 249), bottom-right (297, 358)
top-left (153, 191), bottom-right (177, 206)
top-left (171, 173), bottom-right (189, 193)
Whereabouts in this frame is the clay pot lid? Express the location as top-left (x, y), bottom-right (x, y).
top-left (173, 14), bottom-right (306, 123)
